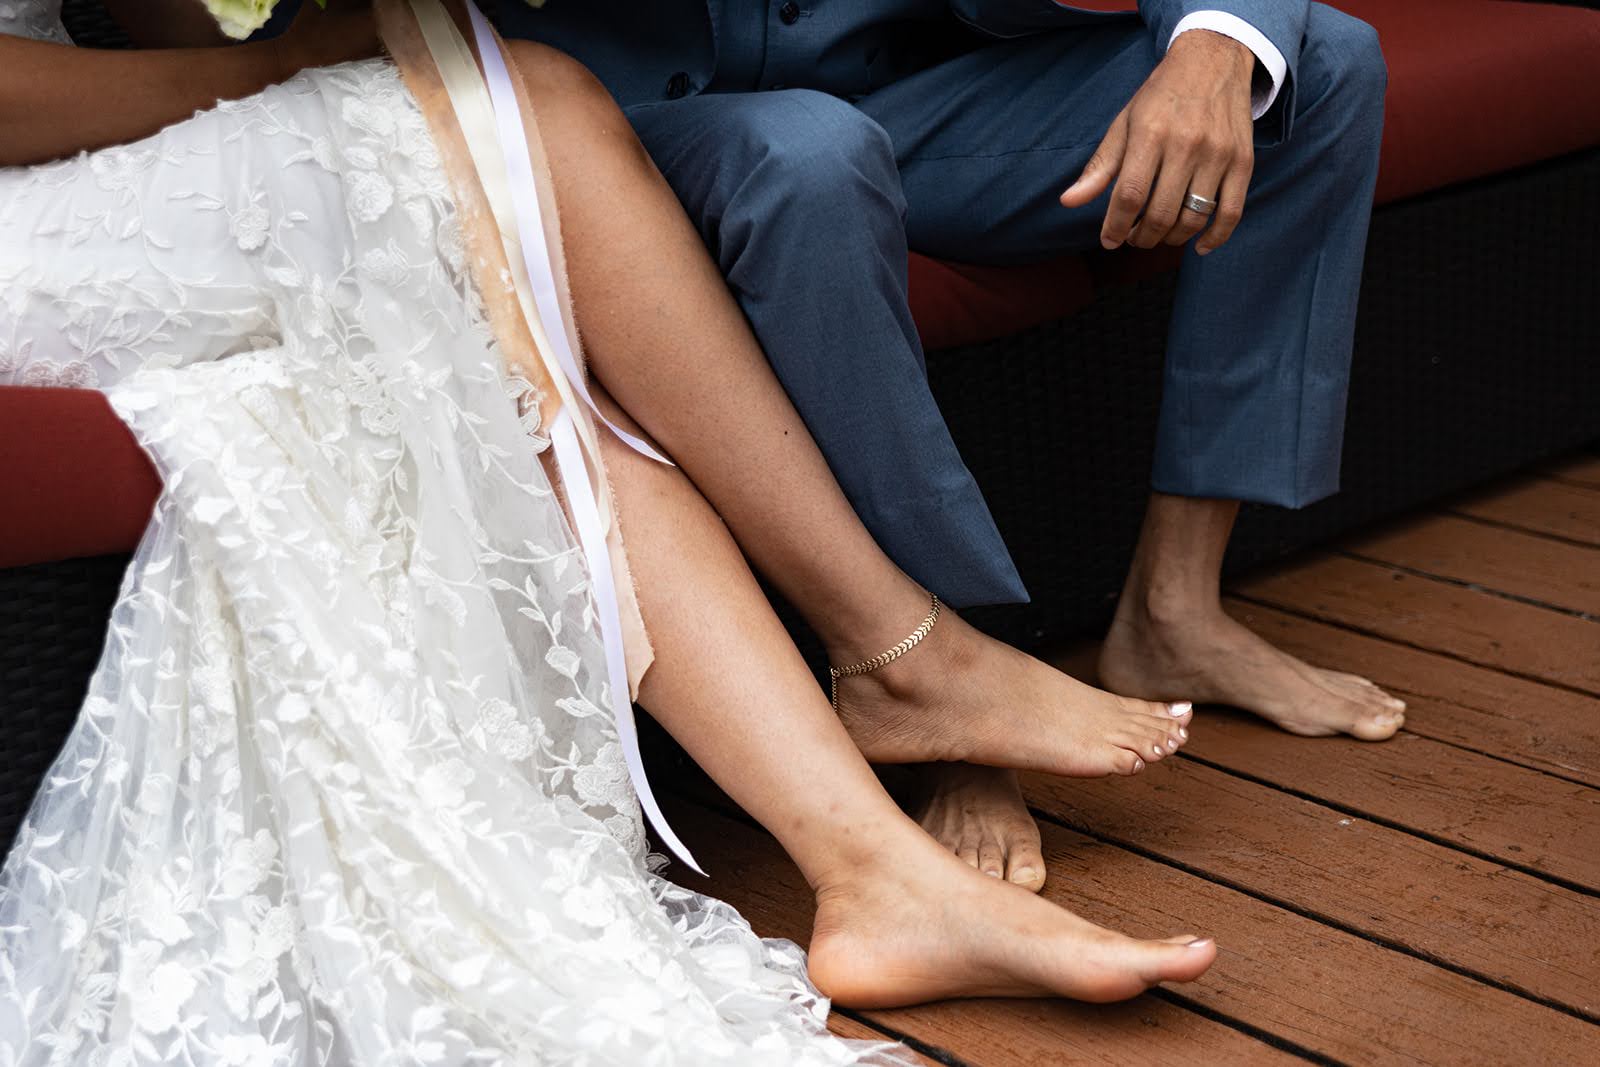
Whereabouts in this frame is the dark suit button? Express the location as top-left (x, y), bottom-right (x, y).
top-left (779, 2), bottom-right (800, 25)
top-left (665, 72), bottom-right (691, 99)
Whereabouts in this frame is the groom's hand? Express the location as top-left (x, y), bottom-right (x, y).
top-left (1060, 31), bottom-right (1255, 256)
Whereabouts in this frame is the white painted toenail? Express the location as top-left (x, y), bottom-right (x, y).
top-left (1179, 728), bottom-right (1188, 740)
top-left (1169, 702), bottom-right (1192, 717)
top-left (1152, 745), bottom-right (1164, 756)
top-left (1133, 758), bottom-right (1144, 772)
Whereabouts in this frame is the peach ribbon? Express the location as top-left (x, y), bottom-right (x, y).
top-left (377, 0), bottom-right (702, 872)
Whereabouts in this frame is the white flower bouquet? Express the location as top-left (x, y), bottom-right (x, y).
top-left (201, 0), bottom-right (319, 40)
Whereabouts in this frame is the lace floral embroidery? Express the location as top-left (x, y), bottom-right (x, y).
top-left (0, 53), bottom-right (906, 1067)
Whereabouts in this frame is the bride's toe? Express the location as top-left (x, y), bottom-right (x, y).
top-left (1134, 724), bottom-right (1175, 762)
top-left (1119, 695), bottom-right (1182, 725)
top-left (1050, 929), bottom-right (1219, 1002)
top-left (1350, 709), bottom-right (1405, 741)
top-left (1143, 936), bottom-right (1218, 986)
top-left (1107, 733), bottom-right (1151, 766)
top-left (1114, 748), bottom-right (1146, 775)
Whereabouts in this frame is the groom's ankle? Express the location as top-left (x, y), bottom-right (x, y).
top-left (1117, 579), bottom-right (1224, 634)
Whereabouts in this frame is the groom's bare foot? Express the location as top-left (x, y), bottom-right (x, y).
top-left (1099, 598), bottom-right (1405, 741)
top-left (808, 828), bottom-right (1215, 1008)
top-left (916, 764), bottom-right (1046, 891)
top-left (834, 608), bottom-right (1193, 777)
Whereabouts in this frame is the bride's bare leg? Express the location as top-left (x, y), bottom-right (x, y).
top-left (596, 396), bottom-right (1216, 1006)
top-left (503, 43), bottom-right (1193, 873)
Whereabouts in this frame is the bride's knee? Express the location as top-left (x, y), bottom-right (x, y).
top-left (504, 40), bottom-right (654, 173)
top-left (505, 41), bottom-right (619, 119)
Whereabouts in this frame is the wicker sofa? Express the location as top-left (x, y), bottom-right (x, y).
top-left (3, 1), bottom-right (1599, 844)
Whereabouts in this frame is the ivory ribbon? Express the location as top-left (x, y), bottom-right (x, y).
top-left (379, 0), bottom-right (702, 873)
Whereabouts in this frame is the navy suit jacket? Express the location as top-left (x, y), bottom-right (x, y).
top-left (501, 1), bottom-right (1308, 130)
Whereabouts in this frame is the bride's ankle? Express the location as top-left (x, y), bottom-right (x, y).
top-left (805, 810), bottom-right (949, 896)
top-left (819, 583), bottom-right (944, 667)
top-left (824, 590), bottom-right (953, 700)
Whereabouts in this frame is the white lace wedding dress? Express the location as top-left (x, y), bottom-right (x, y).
top-left (0, 4), bottom-right (903, 1063)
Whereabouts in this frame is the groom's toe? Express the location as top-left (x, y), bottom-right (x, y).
top-left (978, 836), bottom-right (1006, 878)
top-left (1004, 830), bottom-right (1046, 892)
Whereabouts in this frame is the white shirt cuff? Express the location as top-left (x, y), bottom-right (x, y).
top-left (1169, 11), bottom-right (1288, 121)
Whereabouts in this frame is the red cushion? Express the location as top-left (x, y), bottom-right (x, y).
top-left (0, 388), bottom-right (159, 570)
top-left (908, 254), bottom-right (1098, 350)
top-left (1341, 0), bottom-right (1600, 204)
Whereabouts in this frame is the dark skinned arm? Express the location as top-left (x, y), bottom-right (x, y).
top-left (0, 2), bottom-right (376, 167)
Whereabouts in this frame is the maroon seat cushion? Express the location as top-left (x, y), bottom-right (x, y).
top-left (1341, 0), bottom-right (1600, 204)
top-left (3, 0), bottom-right (1598, 569)
top-left (907, 254), bottom-right (1099, 350)
top-left (0, 388), bottom-right (159, 570)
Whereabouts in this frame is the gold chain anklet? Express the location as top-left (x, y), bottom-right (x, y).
top-left (829, 594), bottom-right (942, 709)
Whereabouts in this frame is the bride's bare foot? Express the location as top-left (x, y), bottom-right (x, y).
top-left (916, 764), bottom-right (1046, 891)
top-left (833, 607), bottom-right (1193, 777)
top-left (1099, 598), bottom-right (1406, 741)
top-left (808, 828), bottom-right (1216, 1008)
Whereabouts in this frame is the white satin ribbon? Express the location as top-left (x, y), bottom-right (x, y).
top-left (548, 408), bottom-right (698, 872)
top-left (463, 1), bottom-right (671, 467)
top-left (408, 0), bottom-right (702, 873)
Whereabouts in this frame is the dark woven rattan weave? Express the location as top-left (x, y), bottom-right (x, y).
top-left (57, 0), bottom-right (128, 47)
top-left (0, 556), bottom-right (127, 850)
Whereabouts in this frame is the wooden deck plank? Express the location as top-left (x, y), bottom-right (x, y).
top-left (1039, 828), bottom-right (1600, 1066)
top-left (1544, 454), bottom-right (1600, 492)
top-left (666, 801), bottom-right (1310, 1066)
top-left (828, 1016), bottom-right (940, 1065)
top-left (1021, 759), bottom-right (1600, 1019)
top-left (1234, 554), bottom-right (1600, 695)
top-left (667, 802), bottom-right (1600, 1065)
top-left (1221, 599), bottom-right (1600, 787)
top-left (1175, 714), bottom-right (1600, 891)
top-left (1451, 479), bottom-right (1600, 547)
top-left (861, 997), bottom-right (1304, 1067)
top-left (1344, 513), bottom-right (1600, 617)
